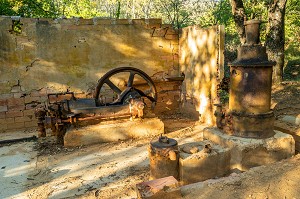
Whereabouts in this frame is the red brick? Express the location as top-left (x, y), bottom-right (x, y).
top-left (7, 122), bottom-right (24, 130)
top-left (7, 98), bottom-right (25, 108)
top-left (6, 110), bottom-right (24, 118)
top-left (8, 105), bottom-right (25, 111)
top-left (0, 99), bottom-right (7, 106)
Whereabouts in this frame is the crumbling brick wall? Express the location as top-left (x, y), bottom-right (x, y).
top-left (0, 17), bottom-right (180, 132)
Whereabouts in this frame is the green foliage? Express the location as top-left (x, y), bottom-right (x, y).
top-left (0, 0), bottom-right (17, 15)
top-left (284, 0), bottom-right (300, 80)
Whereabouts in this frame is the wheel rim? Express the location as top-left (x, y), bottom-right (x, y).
top-left (94, 67), bottom-right (157, 107)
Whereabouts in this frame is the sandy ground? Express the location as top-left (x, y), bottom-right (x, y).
top-left (0, 81), bottom-right (299, 199)
top-left (0, 123), bottom-right (203, 199)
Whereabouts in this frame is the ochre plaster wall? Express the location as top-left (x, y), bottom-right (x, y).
top-left (0, 16), bottom-right (223, 132)
top-left (179, 25), bottom-right (224, 125)
top-left (0, 17), bottom-right (179, 132)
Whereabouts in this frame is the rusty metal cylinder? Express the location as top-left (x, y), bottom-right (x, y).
top-left (149, 135), bottom-right (179, 180)
top-left (228, 19), bottom-right (276, 138)
top-left (229, 65), bottom-right (273, 114)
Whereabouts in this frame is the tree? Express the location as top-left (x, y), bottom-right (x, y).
top-left (0, 0), bottom-right (17, 16)
top-left (229, 0), bottom-right (287, 84)
top-left (265, 0), bottom-right (287, 83)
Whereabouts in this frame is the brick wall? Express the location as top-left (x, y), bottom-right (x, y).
top-left (0, 17), bottom-right (180, 132)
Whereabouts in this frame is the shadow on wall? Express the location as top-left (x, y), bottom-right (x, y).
top-left (0, 17), bottom-right (179, 95)
top-left (179, 25), bottom-right (224, 126)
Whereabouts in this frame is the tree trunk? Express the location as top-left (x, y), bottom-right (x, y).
top-left (230, 0), bottom-right (247, 44)
top-left (265, 0), bottom-right (287, 84)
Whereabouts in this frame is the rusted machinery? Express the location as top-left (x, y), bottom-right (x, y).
top-left (35, 67), bottom-right (157, 144)
top-left (215, 19), bottom-right (276, 138)
top-left (149, 135), bottom-right (179, 180)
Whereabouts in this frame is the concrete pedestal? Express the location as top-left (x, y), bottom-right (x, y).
top-left (179, 141), bottom-right (231, 185)
top-left (64, 118), bottom-right (164, 147)
top-left (203, 127), bottom-right (295, 171)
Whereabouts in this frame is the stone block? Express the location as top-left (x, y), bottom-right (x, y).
top-left (0, 105), bottom-right (8, 112)
top-left (203, 127), bottom-right (295, 171)
top-left (13, 92), bottom-right (24, 98)
top-left (64, 118), bottom-right (164, 147)
top-left (0, 99), bottom-right (7, 106)
top-left (179, 141), bottom-right (231, 185)
top-left (0, 118), bottom-right (5, 124)
top-left (0, 94), bottom-right (13, 100)
top-left (25, 96), bottom-right (41, 104)
top-left (0, 123), bottom-right (7, 131)
top-left (25, 120), bottom-right (38, 128)
top-left (8, 105), bottom-right (25, 111)
top-left (136, 176), bottom-right (181, 199)
top-left (15, 116), bottom-right (32, 123)
top-left (7, 122), bottom-right (24, 130)
top-left (11, 85), bottom-right (22, 93)
top-left (7, 98), bottom-right (25, 109)
top-left (5, 118), bottom-right (15, 124)
top-left (6, 110), bottom-right (24, 118)
top-left (0, 112), bottom-right (5, 119)
top-left (24, 109), bottom-right (35, 116)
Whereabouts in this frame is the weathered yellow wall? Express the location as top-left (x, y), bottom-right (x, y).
top-left (179, 25), bottom-right (224, 125)
top-left (0, 16), bottom-right (223, 131)
top-left (0, 16), bottom-right (179, 131)
top-left (0, 17), bottom-right (179, 94)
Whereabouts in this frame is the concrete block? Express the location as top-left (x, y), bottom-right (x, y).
top-left (203, 127), bottom-right (295, 171)
top-left (179, 141), bottom-right (231, 185)
top-left (136, 176), bottom-right (181, 199)
top-left (64, 118), bottom-right (164, 147)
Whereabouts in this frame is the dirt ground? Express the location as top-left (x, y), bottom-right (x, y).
top-left (0, 81), bottom-right (299, 199)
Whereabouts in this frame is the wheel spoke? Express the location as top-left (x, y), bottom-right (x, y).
top-left (105, 79), bottom-right (122, 95)
top-left (127, 72), bottom-right (135, 87)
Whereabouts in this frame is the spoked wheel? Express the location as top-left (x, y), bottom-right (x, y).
top-left (94, 67), bottom-right (157, 108)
